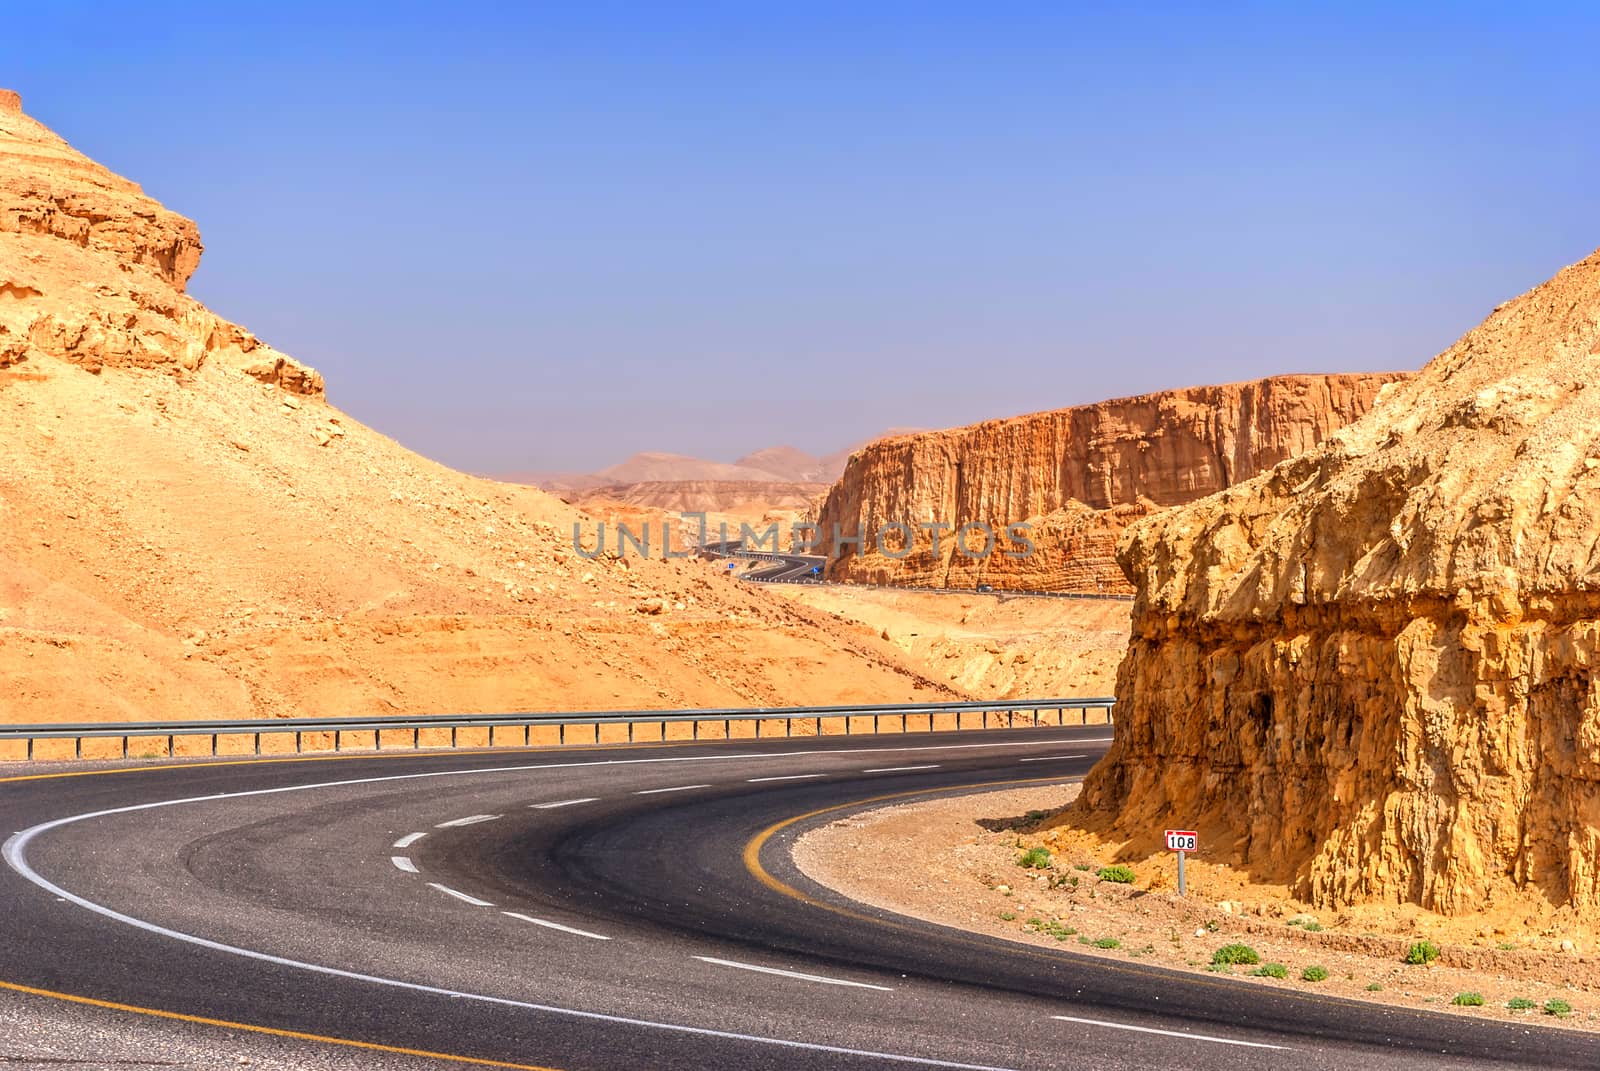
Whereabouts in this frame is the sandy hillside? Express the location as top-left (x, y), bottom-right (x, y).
top-left (0, 90), bottom-right (962, 725)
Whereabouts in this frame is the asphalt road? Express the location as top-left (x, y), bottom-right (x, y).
top-left (1, 729), bottom-right (1593, 1070)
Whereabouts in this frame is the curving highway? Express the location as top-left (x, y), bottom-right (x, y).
top-left (1, 729), bottom-right (1593, 1070)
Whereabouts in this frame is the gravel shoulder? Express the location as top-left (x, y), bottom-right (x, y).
top-left (792, 783), bottom-right (1600, 1031)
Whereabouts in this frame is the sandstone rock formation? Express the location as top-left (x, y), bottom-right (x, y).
top-left (815, 375), bottom-right (1405, 592)
top-left (0, 91), bottom-right (321, 391)
top-left (1071, 248), bottom-right (1600, 918)
top-left (0, 91), bottom-right (960, 733)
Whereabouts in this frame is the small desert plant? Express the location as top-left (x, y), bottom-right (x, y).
top-left (998, 912), bottom-right (1016, 921)
top-left (1507, 997), bottom-right (1536, 1011)
top-left (1025, 809), bottom-right (1049, 821)
top-left (1544, 999), bottom-right (1573, 1017)
top-left (1404, 939), bottom-right (1441, 965)
top-left (1211, 943), bottom-right (1260, 966)
top-left (1097, 864), bottom-right (1136, 884)
top-left (1301, 921), bottom-right (1323, 932)
top-left (1092, 936), bottom-right (1121, 949)
top-left (1497, 941), bottom-right (1518, 951)
top-left (1017, 847), bottom-right (1053, 869)
top-left (1301, 965), bottom-right (1329, 982)
top-left (1249, 963), bottom-right (1288, 979)
top-left (1073, 862), bottom-right (1093, 871)
top-left (1026, 918), bottom-right (1077, 941)
top-left (1365, 983), bottom-right (1384, 992)
top-left (1451, 992), bottom-right (1484, 1006)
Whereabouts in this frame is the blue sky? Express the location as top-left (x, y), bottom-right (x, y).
top-left (8, 3), bottom-right (1598, 473)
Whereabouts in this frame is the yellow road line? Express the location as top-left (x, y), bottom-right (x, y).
top-left (0, 978), bottom-right (565, 1070)
top-left (742, 776), bottom-right (1274, 995)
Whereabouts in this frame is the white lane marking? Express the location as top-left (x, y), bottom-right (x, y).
top-left (4, 776), bottom-right (1032, 1071)
top-left (530, 797), bottom-right (600, 809)
top-left (392, 832), bottom-right (427, 849)
top-left (1019, 754), bottom-right (1086, 763)
top-left (695, 956), bottom-right (894, 992)
top-left (863, 765), bottom-right (939, 773)
top-left (1051, 1015), bottom-right (1291, 1050)
top-left (435, 814), bottom-right (500, 828)
top-left (747, 774), bottom-right (827, 783)
top-left (634, 784), bottom-right (712, 795)
top-left (502, 911), bottom-right (611, 940)
top-left (389, 856), bottom-right (418, 874)
top-left (427, 883), bottom-right (493, 907)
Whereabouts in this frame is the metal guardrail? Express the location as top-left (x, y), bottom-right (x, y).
top-left (0, 697), bottom-right (1115, 761)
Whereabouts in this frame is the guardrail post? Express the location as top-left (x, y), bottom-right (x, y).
top-left (167, 734), bottom-right (174, 757)
top-left (254, 732), bottom-right (261, 756)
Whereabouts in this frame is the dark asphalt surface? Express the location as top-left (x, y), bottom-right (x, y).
top-left (1, 729), bottom-right (1594, 1070)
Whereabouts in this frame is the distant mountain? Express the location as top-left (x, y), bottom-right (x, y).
top-left (596, 451), bottom-right (790, 484)
top-left (734, 445), bottom-right (826, 483)
top-left (503, 431), bottom-right (925, 494)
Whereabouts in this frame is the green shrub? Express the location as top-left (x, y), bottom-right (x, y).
top-left (1211, 943), bottom-right (1260, 966)
top-left (1365, 983), bottom-right (1383, 992)
top-left (1097, 864), bottom-right (1136, 884)
top-left (1301, 921), bottom-right (1323, 932)
top-left (1073, 863), bottom-right (1093, 871)
top-left (1301, 965), bottom-right (1329, 982)
top-left (1451, 992), bottom-right (1484, 1006)
top-left (1404, 939), bottom-right (1441, 965)
top-left (1017, 847), bottom-right (1052, 870)
top-left (1544, 999), bottom-right (1573, 1017)
top-left (1249, 963), bottom-right (1288, 979)
top-left (1507, 997), bottom-right (1536, 1011)
top-left (998, 912), bottom-right (1016, 921)
top-left (1093, 936), bottom-right (1121, 949)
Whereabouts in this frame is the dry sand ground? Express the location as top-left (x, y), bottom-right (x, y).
top-left (795, 784), bottom-right (1600, 1031)
top-left (770, 584), bottom-right (1130, 699)
top-left (0, 359), bottom-right (966, 742)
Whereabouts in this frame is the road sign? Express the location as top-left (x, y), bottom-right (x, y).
top-left (1165, 829), bottom-right (1197, 896)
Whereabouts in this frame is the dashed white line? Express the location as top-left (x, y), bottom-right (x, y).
top-left (6, 766), bottom-right (1040, 1071)
top-left (502, 911), bottom-right (611, 940)
top-left (634, 784), bottom-right (712, 795)
top-left (1019, 754), bottom-right (1086, 763)
top-left (863, 765), bottom-right (939, 773)
top-left (392, 832), bottom-right (427, 849)
top-left (694, 956), bottom-right (894, 991)
top-left (747, 774), bottom-right (827, 783)
top-left (530, 797), bottom-right (600, 809)
top-left (435, 814), bottom-right (500, 828)
top-left (1050, 1016), bottom-right (1291, 1050)
top-left (390, 856), bottom-right (418, 874)
top-left (427, 883), bottom-right (494, 907)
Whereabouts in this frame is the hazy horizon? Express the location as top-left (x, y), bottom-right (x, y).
top-left (8, 4), bottom-right (1597, 473)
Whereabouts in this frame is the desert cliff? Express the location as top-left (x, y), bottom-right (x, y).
top-left (1070, 247), bottom-right (1600, 921)
top-left (0, 91), bottom-right (961, 729)
top-left (815, 374), bottom-right (1404, 592)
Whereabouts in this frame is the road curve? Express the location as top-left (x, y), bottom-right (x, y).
top-left (1, 729), bottom-right (1592, 1070)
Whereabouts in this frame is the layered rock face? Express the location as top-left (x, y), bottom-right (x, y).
top-left (1073, 248), bottom-right (1600, 917)
top-left (0, 91), bottom-right (320, 391)
top-left (815, 374), bottom-right (1404, 592)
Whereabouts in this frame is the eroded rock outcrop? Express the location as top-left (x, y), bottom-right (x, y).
top-left (0, 90), bottom-right (321, 392)
top-left (815, 374), bottom-right (1404, 592)
top-left (1072, 248), bottom-right (1600, 917)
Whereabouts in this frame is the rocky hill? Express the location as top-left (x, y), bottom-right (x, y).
top-left (814, 374), bottom-right (1406, 592)
top-left (0, 90), bottom-right (960, 727)
top-left (1070, 247), bottom-right (1600, 920)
